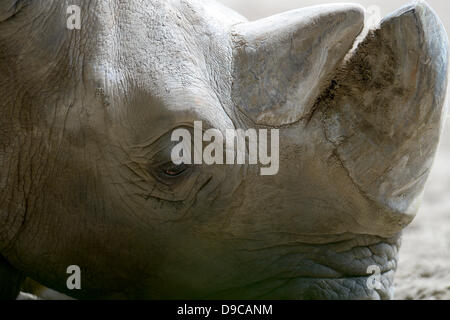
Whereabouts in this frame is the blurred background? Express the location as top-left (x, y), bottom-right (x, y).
top-left (219, 0), bottom-right (450, 299)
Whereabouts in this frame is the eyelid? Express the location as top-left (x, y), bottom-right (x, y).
top-left (131, 127), bottom-right (194, 164)
top-left (162, 163), bottom-right (189, 177)
top-left (149, 162), bottom-right (191, 187)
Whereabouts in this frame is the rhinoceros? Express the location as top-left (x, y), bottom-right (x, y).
top-left (0, 0), bottom-right (448, 300)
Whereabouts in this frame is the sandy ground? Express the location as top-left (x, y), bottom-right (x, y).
top-left (394, 121), bottom-right (450, 300)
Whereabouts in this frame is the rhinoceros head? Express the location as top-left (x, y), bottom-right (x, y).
top-left (0, 0), bottom-right (448, 299)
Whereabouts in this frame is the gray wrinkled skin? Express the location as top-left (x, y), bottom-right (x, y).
top-left (0, 0), bottom-right (448, 299)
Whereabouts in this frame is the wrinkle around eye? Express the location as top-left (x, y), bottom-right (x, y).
top-left (0, 0), bottom-right (29, 22)
top-left (141, 166), bottom-right (207, 203)
top-left (127, 125), bottom-right (194, 163)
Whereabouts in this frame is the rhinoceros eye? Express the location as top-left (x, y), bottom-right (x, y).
top-left (160, 162), bottom-right (188, 177)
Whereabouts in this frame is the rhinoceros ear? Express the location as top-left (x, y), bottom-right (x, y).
top-left (231, 4), bottom-right (365, 126)
top-left (0, 0), bottom-right (26, 22)
top-left (323, 1), bottom-right (449, 221)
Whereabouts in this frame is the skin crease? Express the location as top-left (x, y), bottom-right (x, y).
top-left (0, 0), bottom-right (447, 299)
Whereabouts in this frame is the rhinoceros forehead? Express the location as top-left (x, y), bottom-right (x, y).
top-left (85, 0), bottom-right (244, 95)
top-left (79, 0), bottom-right (244, 139)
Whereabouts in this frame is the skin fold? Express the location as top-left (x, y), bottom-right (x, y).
top-left (0, 0), bottom-right (448, 299)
